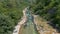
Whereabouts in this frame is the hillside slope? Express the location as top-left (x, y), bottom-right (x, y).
top-left (34, 15), bottom-right (60, 34)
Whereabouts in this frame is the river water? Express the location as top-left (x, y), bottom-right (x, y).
top-left (19, 7), bottom-right (38, 34)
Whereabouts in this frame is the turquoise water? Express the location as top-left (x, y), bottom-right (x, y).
top-left (21, 7), bottom-right (38, 34)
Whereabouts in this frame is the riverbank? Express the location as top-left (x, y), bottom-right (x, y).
top-left (33, 15), bottom-right (60, 34)
top-left (13, 8), bottom-right (27, 34)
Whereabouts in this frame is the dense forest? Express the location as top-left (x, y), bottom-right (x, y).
top-left (0, 0), bottom-right (30, 34)
top-left (0, 0), bottom-right (60, 34)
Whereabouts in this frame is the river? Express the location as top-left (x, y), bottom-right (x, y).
top-left (20, 7), bottom-right (38, 34)
top-left (13, 7), bottom-right (38, 34)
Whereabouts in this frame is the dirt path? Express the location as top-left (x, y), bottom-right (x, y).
top-left (13, 8), bottom-right (27, 34)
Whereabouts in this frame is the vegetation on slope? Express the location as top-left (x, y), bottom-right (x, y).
top-left (30, 0), bottom-right (60, 32)
top-left (0, 0), bottom-right (30, 34)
